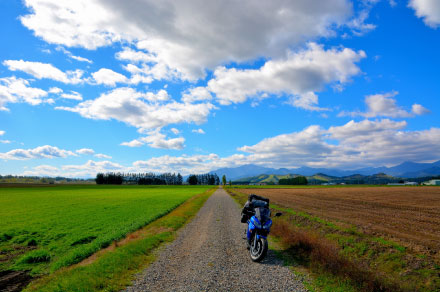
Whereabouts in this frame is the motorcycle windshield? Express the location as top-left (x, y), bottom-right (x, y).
top-left (252, 199), bottom-right (268, 209)
top-left (255, 207), bottom-right (271, 224)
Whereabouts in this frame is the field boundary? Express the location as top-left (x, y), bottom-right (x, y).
top-left (23, 187), bottom-right (217, 292)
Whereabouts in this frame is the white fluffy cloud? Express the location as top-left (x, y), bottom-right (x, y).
top-left (0, 77), bottom-right (49, 110)
top-left (409, 0), bottom-right (440, 28)
top-left (76, 148), bottom-right (95, 155)
top-left (141, 130), bottom-right (185, 150)
top-left (3, 60), bottom-right (83, 84)
top-left (116, 47), bottom-right (156, 63)
top-left (121, 61), bottom-right (180, 83)
top-left (120, 140), bottom-right (143, 147)
top-left (0, 131), bottom-right (9, 144)
top-left (56, 87), bottom-right (214, 131)
top-left (94, 153), bottom-right (112, 159)
top-left (21, 119), bottom-right (440, 176)
top-left (132, 153), bottom-right (243, 175)
top-left (238, 125), bottom-right (332, 166)
top-left (91, 68), bottom-right (128, 86)
top-left (0, 145), bottom-right (77, 160)
top-left (170, 128), bottom-right (180, 135)
top-left (339, 91), bottom-right (430, 118)
top-left (207, 43), bottom-right (366, 110)
top-left (145, 89), bottom-right (169, 102)
top-left (23, 165), bottom-right (60, 176)
top-left (412, 104), bottom-right (430, 115)
top-left (55, 46), bottom-right (92, 63)
top-left (327, 119), bottom-right (407, 140)
top-left (23, 160), bottom-right (124, 178)
top-left (20, 0), bottom-right (354, 80)
top-left (192, 129), bottom-right (205, 134)
top-left (238, 119), bottom-right (440, 168)
top-left (182, 87), bottom-right (212, 103)
top-left (61, 91), bottom-right (83, 101)
top-left (132, 119), bottom-right (440, 174)
top-left (121, 130), bottom-right (184, 150)
top-left (49, 87), bottom-right (63, 94)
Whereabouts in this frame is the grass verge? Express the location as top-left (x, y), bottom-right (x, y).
top-left (23, 187), bottom-right (216, 292)
top-left (226, 187), bottom-right (440, 292)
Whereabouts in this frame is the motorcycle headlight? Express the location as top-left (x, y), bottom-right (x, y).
top-left (263, 219), bottom-right (272, 230)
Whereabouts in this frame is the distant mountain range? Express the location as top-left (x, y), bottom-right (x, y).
top-left (210, 160), bottom-right (440, 181)
top-left (233, 173), bottom-right (401, 185)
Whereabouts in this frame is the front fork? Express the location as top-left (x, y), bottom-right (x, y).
top-left (247, 222), bottom-right (266, 244)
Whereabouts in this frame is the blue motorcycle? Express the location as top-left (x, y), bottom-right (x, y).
top-left (242, 195), bottom-right (281, 262)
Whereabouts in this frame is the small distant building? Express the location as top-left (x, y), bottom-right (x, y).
top-left (249, 182), bottom-right (267, 186)
top-left (388, 181), bottom-right (418, 186)
top-left (404, 182), bottom-right (418, 186)
top-left (422, 179), bottom-right (440, 186)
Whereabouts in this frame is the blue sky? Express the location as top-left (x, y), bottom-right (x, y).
top-left (0, 0), bottom-right (439, 177)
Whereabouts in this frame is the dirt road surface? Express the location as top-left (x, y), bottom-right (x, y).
top-left (124, 187), bottom-right (306, 292)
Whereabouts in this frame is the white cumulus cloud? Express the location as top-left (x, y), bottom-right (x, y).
top-left (121, 130), bottom-right (185, 150)
top-left (192, 129), bottom-right (205, 134)
top-left (412, 103), bottom-right (430, 115)
top-left (182, 87), bottom-right (212, 103)
top-left (23, 160), bottom-right (124, 178)
top-left (76, 148), bottom-right (95, 155)
top-left (207, 43), bottom-right (366, 110)
top-left (61, 91), bottom-right (83, 101)
top-left (19, 119), bottom-right (440, 176)
top-left (145, 89), bottom-right (169, 102)
top-left (0, 145), bottom-right (77, 160)
top-left (339, 91), bottom-right (430, 118)
top-left (91, 68), bottom-right (128, 87)
top-left (409, 0), bottom-right (440, 28)
top-left (49, 87), bottom-right (63, 94)
top-left (120, 139), bottom-right (143, 147)
top-left (141, 130), bottom-right (185, 150)
top-left (0, 77), bottom-right (48, 111)
top-left (3, 60), bottom-right (83, 84)
top-left (19, 0), bottom-right (353, 80)
top-left (94, 153), bottom-right (112, 159)
top-left (55, 46), bottom-right (93, 63)
top-left (56, 87), bottom-right (215, 131)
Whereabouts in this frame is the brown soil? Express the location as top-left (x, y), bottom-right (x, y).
top-left (0, 270), bottom-right (32, 292)
top-left (239, 187), bottom-right (440, 255)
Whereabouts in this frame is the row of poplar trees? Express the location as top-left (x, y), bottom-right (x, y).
top-left (96, 172), bottom-right (220, 185)
top-left (186, 173), bottom-right (220, 185)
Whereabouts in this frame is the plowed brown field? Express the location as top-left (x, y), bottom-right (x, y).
top-left (239, 187), bottom-right (440, 254)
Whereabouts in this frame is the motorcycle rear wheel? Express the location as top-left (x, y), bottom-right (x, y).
top-left (249, 235), bottom-right (268, 262)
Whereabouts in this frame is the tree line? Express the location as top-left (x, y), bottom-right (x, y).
top-left (95, 172), bottom-right (220, 185)
top-left (186, 173), bottom-right (220, 185)
top-left (279, 176), bottom-right (308, 185)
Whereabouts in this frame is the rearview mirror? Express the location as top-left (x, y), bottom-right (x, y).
top-left (275, 212), bottom-right (282, 217)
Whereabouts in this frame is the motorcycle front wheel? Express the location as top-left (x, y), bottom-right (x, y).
top-left (249, 234), bottom-right (268, 262)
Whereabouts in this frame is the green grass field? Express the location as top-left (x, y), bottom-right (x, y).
top-left (0, 185), bottom-right (212, 276)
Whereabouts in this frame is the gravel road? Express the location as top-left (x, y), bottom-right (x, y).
top-left (124, 187), bottom-right (307, 292)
